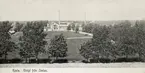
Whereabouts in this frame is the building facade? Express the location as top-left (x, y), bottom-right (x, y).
top-left (44, 21), bottom-right (70, 31)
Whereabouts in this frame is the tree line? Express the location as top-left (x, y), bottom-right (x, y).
top-left (0, 21), bottom-right (68, 63)
top-left (80, 20), bottom-right (145, 63)
top-left (0, 20), bottom-right (145, 63)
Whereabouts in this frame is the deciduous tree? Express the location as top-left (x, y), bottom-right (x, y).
top-left (48, 34), bottom-right (68, 60)
top-left (14, 22), bottom-right (23, 32)
top-left (0, 21), bottom-right (17, 61)
top-left (19, 21), bottom-right (47, 63)
top-left (67, 25), bottom-right (71, 31)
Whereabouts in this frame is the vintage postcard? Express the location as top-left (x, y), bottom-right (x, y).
top-left (0, 0), bottom-right (145, 73)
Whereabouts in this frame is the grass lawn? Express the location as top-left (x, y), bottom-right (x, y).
top-left (5, 31), bottom-right (91, 60)
top-left (11, 31), bottom-right (89, 42)
top-left (44, 31), bottom-right (89, 39)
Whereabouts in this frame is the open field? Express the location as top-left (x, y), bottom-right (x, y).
top-left (11, 31), bottom-right (90, 42)
top-left (0, 63), bottom-right (145, 68)
top-left (44, 31), bottom-right (90, 39)
top-left (4, 31), bottom-right (91, 60)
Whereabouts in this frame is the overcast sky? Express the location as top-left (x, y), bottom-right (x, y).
top-left (0, 0), bottom-right (145, 21)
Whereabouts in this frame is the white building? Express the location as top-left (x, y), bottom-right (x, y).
top-left (44, 21), bottom-right (70, 31)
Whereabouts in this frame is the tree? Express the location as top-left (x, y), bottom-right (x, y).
top-left (110, 20), bottom-right (138, 59)
top-left (92, 25), bottom-right (115, 59)
top-left (67, 24), bottom-right (71, 31)
top-left (0, 21), bottom-right (17, 61)
top-left (132, 20), bottom-right (145, 60)
top-left (82, 23), bottom-right (94, 33)
top-left (18, 36), bottom-right (34, 63)
top-left (14, 22), bottom-right (23, 32)
top-left (48, 33), bottom-right (68, 60)
top-left (71, 23), bottom-right (75, 30)
top-left (80, 20), bottom-right (145, 62)
top-left (79, 40), bottom-right (94, 61)
top-left (75, 25), bottom-right (79, 33)
top-left (81, 23), bottom-right (85, 28)
top-left (80, 25), bottom-right (115, 62)
top-left (110, 20), bottom-right (132, 41)
top-left (109, 20), bottom-right (145, 61)
top-left (19, 21), bottom-right (47, 63)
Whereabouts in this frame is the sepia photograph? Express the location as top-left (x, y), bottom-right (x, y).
top-left (0, 0), bottom-right (145, 69)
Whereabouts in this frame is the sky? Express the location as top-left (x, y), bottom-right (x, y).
top-left (0, 0), bottom-right (145, 21)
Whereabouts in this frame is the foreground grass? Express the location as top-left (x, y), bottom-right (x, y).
top-left (0, 62), bottom-right (145, 68)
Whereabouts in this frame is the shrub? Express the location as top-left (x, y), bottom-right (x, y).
top-left (89, 58), bottom-right (111, 63)
top-left (52, 59), bottom-right (68, 63)
top-left (114, 57), bottom-right (142, 62)
top-left (9, 58), bottom-right (22, 63)
top-left (0, 59), bottom-right (8, 64)
top-left (38, 59), bottom-right (51, 63)
top-left (81, 60), bottom-right (89, 63)
top-left (29, 59), bottom-right (37, 63)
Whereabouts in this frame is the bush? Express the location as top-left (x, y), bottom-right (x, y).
top-left (38, 59), bottom-right (51, 63)
top-left (89, 59), bottom-right (99, 63)
top-left (98, 58), bottom-right (111, 63)
top-left (81, 60), bottom-right (89, 63)
top-left (0, 59), bottom-right (8, 64)
top-left (114, 57), bottom-right (143, 62)
top-left (52, 59), bottom-right (68, 63)
top-left (9, 58), bottom-right (23, 63)
top-left (88, 57), bottom-right (144, 63)
top-left (89, 58), bottom-right (111, 63)
top-left (29, 59), bottom-right (37, 63)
